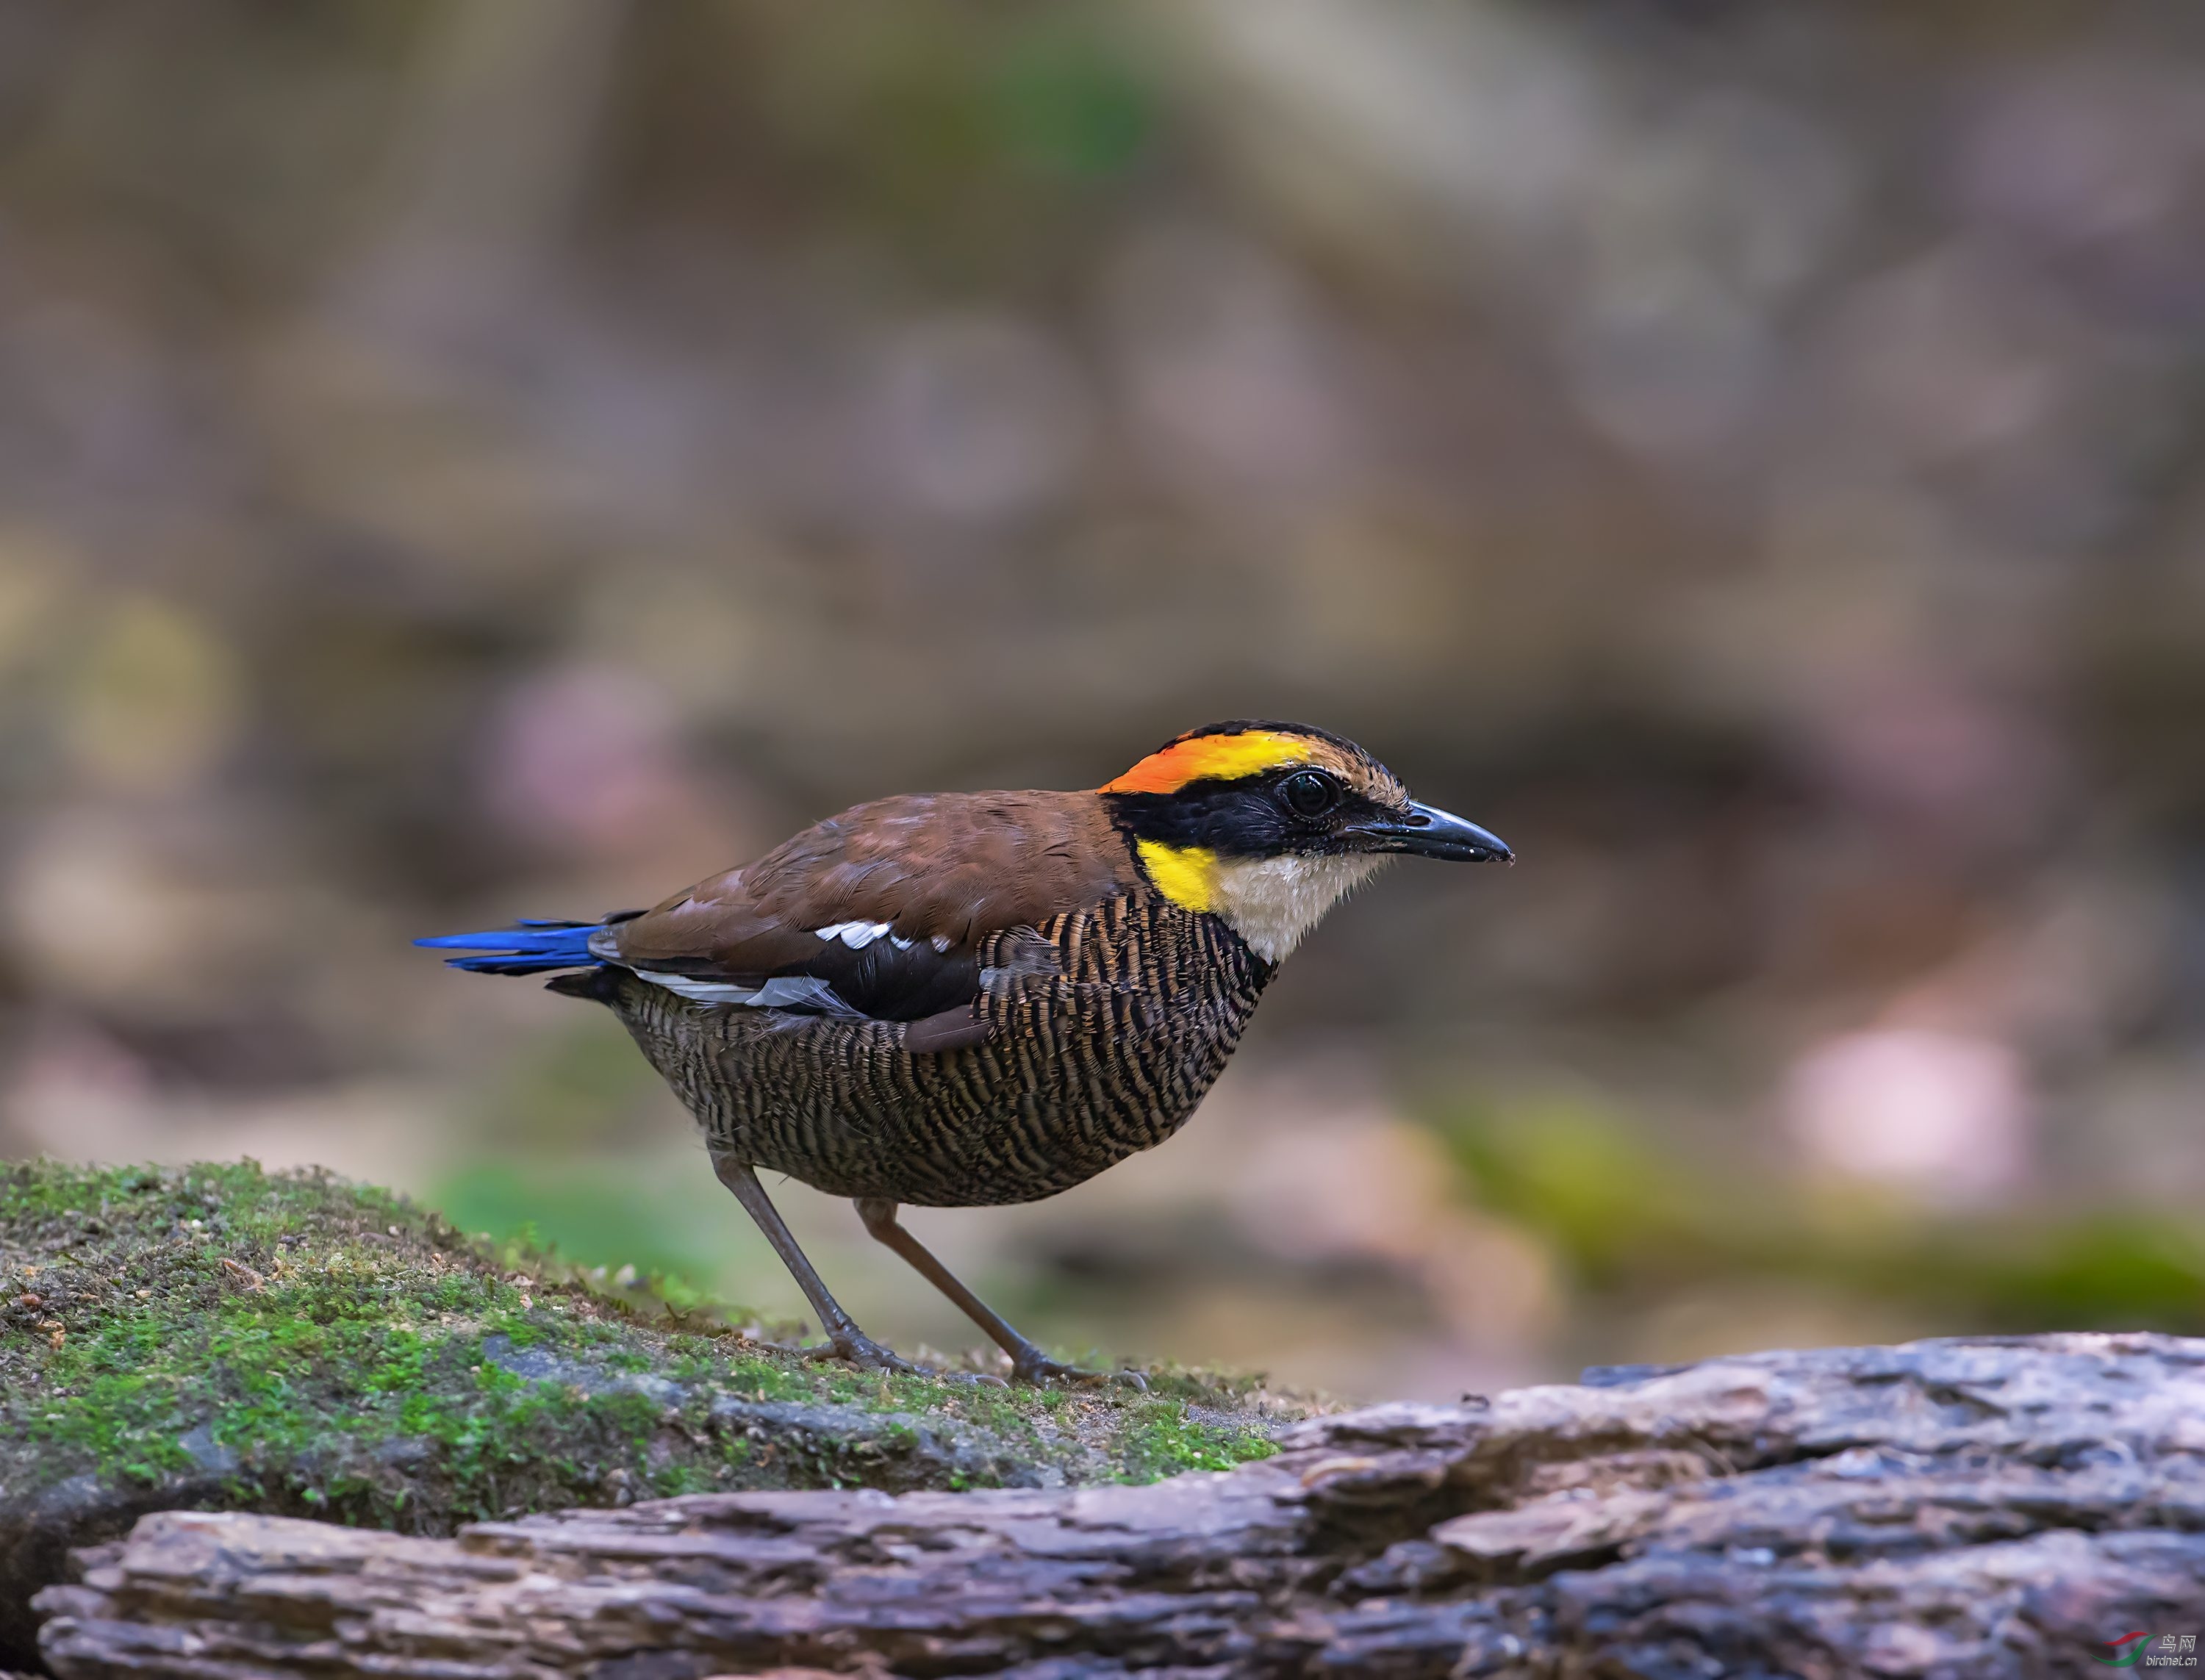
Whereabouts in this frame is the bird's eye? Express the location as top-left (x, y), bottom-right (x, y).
top-left (1280, 770), bottom-right (1341, 819)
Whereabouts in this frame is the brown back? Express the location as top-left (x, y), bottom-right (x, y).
top-left (610, 790), bottom-right (1139, 980)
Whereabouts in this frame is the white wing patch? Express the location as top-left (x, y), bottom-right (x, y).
top-left (814, 920), bottom-right (914, 950)
top-left (627, 969), bottom-right (864, 1016)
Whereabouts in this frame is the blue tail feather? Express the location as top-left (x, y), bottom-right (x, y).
top-left (415, 919), bottom-right (606, 976)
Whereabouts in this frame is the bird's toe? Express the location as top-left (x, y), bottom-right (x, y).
top-left (813, 1332), bottom-right (917, 1375)
top-left (941, 1368), bottom-right (1012, 1389)
top-left (1009, 1349), bottom-right (1140, 1388)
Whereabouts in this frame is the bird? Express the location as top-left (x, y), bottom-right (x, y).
top-left (418, 720), bottom-right (1510, 1382)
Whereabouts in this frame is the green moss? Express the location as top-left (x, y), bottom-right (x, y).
top-left (1117, 1408), bottom-right (1280, 1482)
top-left (1435, 1099), bottom-right (2205, 1334)
top-left (1, 1160), bottom-right (1304, 1541)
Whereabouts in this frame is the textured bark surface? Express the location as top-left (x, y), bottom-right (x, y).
top-left (36, 1333), bottom-right (2205, 1678)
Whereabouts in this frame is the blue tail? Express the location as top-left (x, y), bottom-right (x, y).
top-left (415, 918), bottom-right (606, 976)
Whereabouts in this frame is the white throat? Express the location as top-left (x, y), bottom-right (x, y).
top-left (1208, 853), bottom-right (1387, 962)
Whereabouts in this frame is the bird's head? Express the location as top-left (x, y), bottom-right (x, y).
top-left (1100, 720), bottom-right (1510, 961)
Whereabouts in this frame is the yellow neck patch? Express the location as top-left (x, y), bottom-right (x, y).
top-left (1102, 730), bottom-right (1315, 796)
top-left (1135, 840), bottom-right (1217, 913)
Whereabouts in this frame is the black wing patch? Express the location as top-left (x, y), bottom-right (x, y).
top-left (618, 920), bottom-right (1065, 1036)
top-left (794, 935), bottom-right (980, 1022)
top-left (620, 928), bottom-right (980, 1023)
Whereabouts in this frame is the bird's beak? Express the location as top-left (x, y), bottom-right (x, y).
top-left (1357, 800), bottom-right (1513, 863)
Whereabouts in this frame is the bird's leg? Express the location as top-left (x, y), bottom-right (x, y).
top-left (853, 1198), bottom-right (1133, 1388)
top-left (711, 1155), bottom-right (912, 1374)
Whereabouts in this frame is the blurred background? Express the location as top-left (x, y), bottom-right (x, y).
top-left (4, 0), bottom-right (2204, 1402)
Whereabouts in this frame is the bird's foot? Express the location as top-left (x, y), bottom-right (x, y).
top-left (1009, 1347), bottom-right (1148, 1390)
top-left (807, 1334), bottom-right (1010, 1387)
top-left (811, 1331), bottom-right (917, 1374)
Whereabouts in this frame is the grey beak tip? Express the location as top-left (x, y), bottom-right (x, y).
top-left (1388, 800), bottom-right (1513, 864)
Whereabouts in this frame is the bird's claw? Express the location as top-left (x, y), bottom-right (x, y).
top-left (1010, 1350), bottom-right (1147, 1390)
top-left (813, 1332), bottom-right (917, 1375)
top-left (809, 1335), bottom-right (1013, 1386)
top-left (800, 1329), bottom-right (1140, 1390)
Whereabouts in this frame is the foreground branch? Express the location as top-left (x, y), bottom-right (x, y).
top-left (37, 1335), bottom-right (2205, 1677)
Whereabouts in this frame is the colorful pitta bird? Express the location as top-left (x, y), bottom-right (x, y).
top-left (420, 721), bottom-right (1510, 1382)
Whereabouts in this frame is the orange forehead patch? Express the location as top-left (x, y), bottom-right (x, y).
top-left (1101, 730), bottom-right (1328, 796)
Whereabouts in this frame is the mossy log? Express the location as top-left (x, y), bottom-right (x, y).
top-left (0, 1161), bottom-right (1293, 1671)
top-left (32, 1334), bottom-right (2205, 1677)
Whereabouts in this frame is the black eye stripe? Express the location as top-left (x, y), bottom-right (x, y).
top-left (1105, 772), bottom-right (1391, 855)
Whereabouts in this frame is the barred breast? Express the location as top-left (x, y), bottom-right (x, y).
top-left (604, 888), bottom-right (1275, 1206)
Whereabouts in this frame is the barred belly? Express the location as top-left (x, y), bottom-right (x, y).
top-left (606, 890), bottom-right (1274, 1207)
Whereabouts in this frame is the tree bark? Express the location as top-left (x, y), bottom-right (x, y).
top-left (36, 1334), bottom-right (2205, 1679)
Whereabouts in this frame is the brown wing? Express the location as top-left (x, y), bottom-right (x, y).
top-left (605, 789), bottom-right (1136, 1022)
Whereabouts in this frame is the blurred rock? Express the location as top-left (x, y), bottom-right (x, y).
top-left (1784, 1027), bottom-right (2031, 1205)
top-left (869, 315), bottom-right (1091, 523)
